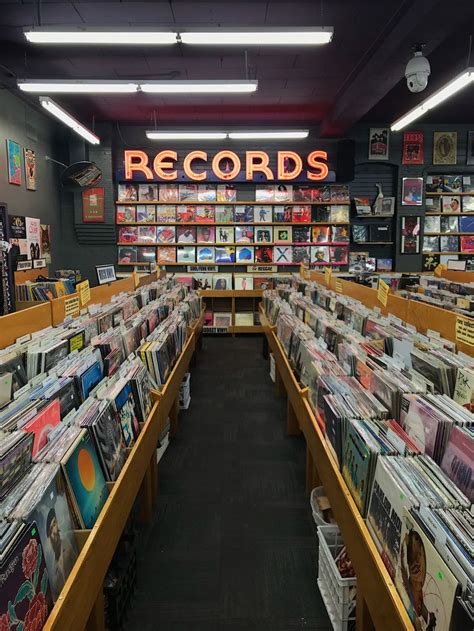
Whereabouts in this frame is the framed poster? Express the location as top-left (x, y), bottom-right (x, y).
top-left (25, 217), bottom-right (41, 260)
top-left (402, 131), bottom-right (424, 165)
top-left (82, 187), bottom-right (105, 223)
top-left (24, 148), bottom-right (36, 190)
top-left (368, 128), bottom-right (389, 160)
top-left (433, 131), bottom-right (457, 165)
top-left (6, 140), bottom-right (22, 185)
top-left (467, 131), bottom-right (474, 166)
top-left (40, 224), bottom-right (52, 264)
top-left (401, 177), bottom-right (423, 205)
top-left (96, 264), bottom-right (117, 285)
top-left (400, 216), bottom-right (421, 253)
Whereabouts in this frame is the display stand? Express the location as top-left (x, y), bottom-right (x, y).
top-left (260, 305), bottom-right (413, 631)
top-left (199, 289), bottom-right (263, 333)
top-left (43, 311), bottom-right (204, 631)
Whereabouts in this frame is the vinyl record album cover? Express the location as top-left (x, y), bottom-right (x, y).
top-left (196, 226), bottom-right (215, 243)
top-left (441, 196), bottom-right (461, 213)
top-left (158, 183), bottom-right (179, 202)
top-left (274, 226), bottom-right (292, 243)
top-left (197, 246), bottom-right (215, 263)
top-left (136, 205), bottom-right (155, 223)
top-left (215, 205), bottom-right (234, 223)
top-left (176, 205), bottom-right (196, 222)
top-left (156, 206), bottom-right (176, 223)
top-left (254, 205), bottom-right (272, 222)
top-left (138, 226), bottom-right (157, 243)
top-left (216, 226), bottom-right (234, 243)
top-left (116, 206), bottom-right (136, 223)
top-left (30, 472), bottom-right (78, 600)
top-left (235, 246), bottom-right (254, 262)
top-left (176, 245), bottom-right (196, 264)
top-left (62, 430), bottom-right (109, 529)
top-left (179, 183), bottom-right (198, 201)
top-left (157, 246), bottom-right (177, 263)
top-left (118, 246), bottom-right (138, 264)
top-left (217, 184), bottom-right (236, 202)
top-left (176, 226), bottom-right (196, 243)
top-left (274, 245), bottom-right (293, 264)
top-left (197, 184), bottom-right (216, 202)
top-left (214, 246), bottom-right (235, 263)
top-left (0, 522), bottom-right (53, 625)
top-left (138, 184), bottom-right (158, 201)
top-left (255, 246), bottom-right (273, 263)
top-left (255, 227), bottom-right (272, 243)
top-left (195, 205), bottom-right (215, 223)
top-left (156, 226), bottom-right (176, 244)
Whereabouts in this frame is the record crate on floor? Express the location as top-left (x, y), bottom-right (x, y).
top-left (317, 525), bottom-right (357, 631)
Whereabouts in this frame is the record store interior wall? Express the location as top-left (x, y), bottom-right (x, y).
top-left (0, 89), bottom-right (66, 269)
top-left (349, 123), bottom-right (474, 272)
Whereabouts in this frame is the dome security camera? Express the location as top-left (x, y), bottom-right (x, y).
top-left (405, 48), bottom-right (431, 93)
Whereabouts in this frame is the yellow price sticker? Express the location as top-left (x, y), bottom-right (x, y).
top-left (76, 280), bottom-right (91, 307)
top-left (434, 263), bottom-right (445, 277)
top-left (377, 278), bottom-right (390, 307)
top-left (335, 279), bottom-right (343, 294)
top-left (456, 315), bottom-right (474, 347)
top-left (64, 295), bottom-right (80, 318)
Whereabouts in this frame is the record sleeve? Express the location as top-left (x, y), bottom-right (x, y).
top-left (176, 247), bottom-right (195, 264)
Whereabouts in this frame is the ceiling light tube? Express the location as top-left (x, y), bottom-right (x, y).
top-left (146, 131), bottom-right (227, 140)
top-left (391, 68), bottom-right (474, 131)
top-left (39, 97), bottom-right (100, 145)
top-left (228, 130), bottom-right (309, 139)
top-left (140, 80), bottom-right (258, 93)
top-left (24, 28), bottom-right (177, 45)
top-left (179, 28), bottom-right (333, 45)
top-left (18, 80), bottom-right (138, 93)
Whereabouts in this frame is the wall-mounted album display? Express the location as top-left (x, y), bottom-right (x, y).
top-left (115, 182), bottom-right (351, 267)
top-left (400, 217), bottom-right (420, 254)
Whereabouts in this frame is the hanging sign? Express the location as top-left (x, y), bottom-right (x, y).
top-left (247, 265), bottom-right (277, 273)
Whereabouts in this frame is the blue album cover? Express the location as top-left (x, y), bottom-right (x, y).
top-left (62, 430), bottom-right (109, 529)
top-left (80, 362), bottom-right (103, 400)
top-left (459, 215), bottom-right (474, 233)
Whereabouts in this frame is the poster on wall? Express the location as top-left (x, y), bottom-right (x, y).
top-left (40, 224), bottom-right (52, 264)
top-left (82, 187), bottom-right (105, 222)
top-left (400, 216), bottom-right (421, 253)
top-left (402, 131), bottom-right (424, 165)
top-left (368, 128), bottom-right (389, 160)
top-left (467, 131), bottom-right (474, 166)
top-left (433, 131), bottom-right (457, 165)
top-left (24, 148), bottom-right (36, 190)
top-left (25, 217), bottom-right (41, 260)
top-left (9, 216), bottom-right (28, 257)
top-left (6, 139), bottom-right (22, 185)
top-left (401, 177), bottom-right (423, 205)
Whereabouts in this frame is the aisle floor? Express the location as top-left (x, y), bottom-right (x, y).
top-left (129, 336), bottom-right (331, 630)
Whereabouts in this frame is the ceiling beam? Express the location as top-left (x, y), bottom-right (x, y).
top-left (319, 0), bottom-right (469, 137)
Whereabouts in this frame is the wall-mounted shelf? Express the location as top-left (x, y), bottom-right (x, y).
top-left (116, 221), bottom-right (351, 226)
top-left (117, 242), bottom-right (350, 247)
top-left (425, 192), bottom-right (473, 196)
top-left (116, 200), bottom-right (350, 206)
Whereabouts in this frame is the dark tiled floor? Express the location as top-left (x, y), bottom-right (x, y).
top-left (129, 336), bottom-right (330, 630)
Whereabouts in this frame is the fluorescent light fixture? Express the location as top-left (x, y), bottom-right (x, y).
top-left (24, 28), bottom-right (176, 45)
top-left (145, 130), bottom-right (310, 140)
top-left (228, 130), bottom-right (309, 139)
top-left (18, 80), bottom-right (138, 93)
top-left (140, 80), bottom-right (258, 93)
top-left (179, 27), bottom-right (333, 45)
top-left (391, 67), bottom-right (474, 131)
top-left (39, 97), bottom-right (100, 145)
top-left (146, 131), bottom-right (227, 140)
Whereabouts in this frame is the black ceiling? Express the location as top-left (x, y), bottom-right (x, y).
top-left (0, 0), bottom-right (473, 136)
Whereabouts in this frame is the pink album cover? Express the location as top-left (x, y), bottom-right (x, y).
top-left (440, 426), bottom-right (473, 501)
top-left (23, 399), bottom-right (61, 457)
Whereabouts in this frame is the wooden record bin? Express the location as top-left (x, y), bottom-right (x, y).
top-left (0, 273), bottom-right (204, 630)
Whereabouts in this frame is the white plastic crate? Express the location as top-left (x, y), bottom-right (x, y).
top-left (317, 525), bottom-right (357, 631)
top-left (269, 353), bottom-right (276, 382)
top-left (310, 487), bottom-right (329, 528)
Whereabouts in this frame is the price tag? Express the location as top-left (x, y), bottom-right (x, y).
top-left (324, 267), bottom-right (333, 286)
top-left (76, 280), bottom-right (91, 307)
top-left (335, 279), bottom-right (343, 294)
top-left (434, 264), bottom-right (445, 277)
top-left (377, 278), bottom-right (389, 307)
top-left (456, 315), bottom-right (474, 346)
top-left (64, 295), bottom-right (80, 318)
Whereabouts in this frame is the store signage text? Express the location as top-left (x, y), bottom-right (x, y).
top-left (124, 149), bottom-right (329, 182)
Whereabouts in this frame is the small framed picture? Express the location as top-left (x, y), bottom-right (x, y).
top-left (380, 197), bottom-right (395, 215)
top-left (17, 260), bottom-right (33, 271)
top-left (368, 128), bottom-right (389, 160)
top-left (402, 131), bottom-right (424, 165)
top-left (32, 258), bottom-right (46, 269)
top-left (467, 131), bottom-right (474, 166)
top-left (96, 264), bottom-right (117, 285)
top-left (433, 131), bottom-right (457, 165)
top-left (401, 177), bottom-right (423, 205)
